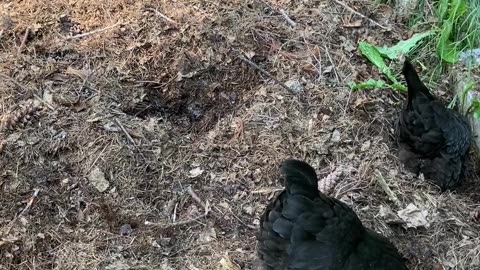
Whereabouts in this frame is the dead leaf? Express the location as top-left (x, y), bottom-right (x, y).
top-left (65, 66), bottom-right (88, 80)
top-left (244, 50), bottom-right (256, 59)
top-left (397, 203), bottom-right (430, 228)
top-left (343, 19), bottom-right (362, 28)
top-left (198, 223), bottom-right (216, 243)
top-left (189, 167), bottom-right (204, 178)
top-left (218, 255), bottom-right (241, 270)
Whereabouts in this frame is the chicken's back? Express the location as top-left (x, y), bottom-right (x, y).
top-left (256, 159), bottom-right (408, 270)
top-left (396, 60), bottom-right (471, 190)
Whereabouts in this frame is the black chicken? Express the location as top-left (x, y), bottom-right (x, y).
top-left (396, 60), bottom-right (471, 190)
top-left (256, 159), bottom-right (408, 270)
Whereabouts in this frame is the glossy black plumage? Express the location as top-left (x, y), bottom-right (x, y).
top-left (396, 60), bottom-right (471, 190)
top-left (256, 159), bottom-right (408, 270)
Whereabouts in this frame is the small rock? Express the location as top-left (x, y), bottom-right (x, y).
top-left (43, 89), bottom-right (54, 106)
top-left (331, 130), bottom-right (341, 142)
top-left (103, 121), bottom-right (121, 132)
top-left (243, 205), bottom-right (254, 216)
top-left (360, 140), bottom-right (371, 152)
top-left (88, 167), bottom-right (110, 192)
top-left (459, 48), bottom-right (480, 65)
top-left (119, 224), bottom-right (133, 236)
top-left (285, 79), bottom-right (303, 94)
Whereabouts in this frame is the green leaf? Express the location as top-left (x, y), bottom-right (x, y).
top-left (436, 20), bottom-right (459, 63)
top-left (391, 83), bottom-right (407, 92)
top-left (348, 79), bottom-right (407, 92)
top-left (358, 42), bottom-right (398, 84)
top-left (376, 31), bottom-right (433, 60)
top-left (448, 0), bottom-right (467, 21)
top-left (438, 0), bottom-right (449, 20)
top-left (448, 94), bottom-right (458, 109)
top-left (474, 107), bottom-right (480, 119)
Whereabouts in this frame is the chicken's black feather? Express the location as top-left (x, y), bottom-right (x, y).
top-left (256, 159), bottom-right (408, 270)
top-left (396, 60), bottom-right (471, 190)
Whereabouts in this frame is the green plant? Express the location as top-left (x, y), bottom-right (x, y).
top-left (349, 32), bottom-right (431, 91)
top-left (436, 0), bottom-right (468, 62)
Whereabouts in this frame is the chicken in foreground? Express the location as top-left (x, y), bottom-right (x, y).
top-left (256, 159), bottom-right (408, 270)
top-left (396, 60), bottom-right (471, 190)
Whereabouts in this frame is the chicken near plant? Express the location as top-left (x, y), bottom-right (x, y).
top-left (256, 159), bottom-right (408, 270)
top-left (395, 59), bottom-right (471, 191)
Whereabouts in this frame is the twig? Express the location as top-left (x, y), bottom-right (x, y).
top-left (19, 188), bottom-right (40, 216)
top-left (145, 8), bottom-right (178, 26)
top-left (5, 188), bottom-right (40, 235)
top-left (238, 55), bottom-right (296, 94)
top-left (374, 170), bottom-right (401, 207)
top-left (251, 187), bottom-right (284, 194)
top-left (144, 186), bottom-right (213, 228)
top-left (144, 213), bottom-right (207, 228)
top-left (113, 117), bottom-right (147, 160)
top-left (186, 185), bottom-right (216, 217)
top-left (87, 141), bottom-right (112, 173)
top-left (323, 44), bottom-right (340, 82)
top-left (333, 0), bottom-right (388, 30)
top-left (227, 207), bottom-right (257, 229)
top-left (18, 27), bottom-right (29, 54)
top-left (279, 9), bottom-right (296, 27)
top-left (113, 118), bottom-right (136, 146)
top-left (65, 22), bottom-right (122, 40)
top-left (186, 185), bottom-right (207, 209)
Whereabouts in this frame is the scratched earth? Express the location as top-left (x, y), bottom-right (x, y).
top-left (1, 1), bottom-right (480, 269)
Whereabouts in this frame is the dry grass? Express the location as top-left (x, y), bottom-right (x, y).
top-left (1, 0), bottom-right (480, 269)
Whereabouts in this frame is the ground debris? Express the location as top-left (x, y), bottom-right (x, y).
top-left (88, 167), bottom-right (110, 192)
top-left (0, 1), bottom-right (478, 270)
top-left (397, 203), bottom-right (430, 228)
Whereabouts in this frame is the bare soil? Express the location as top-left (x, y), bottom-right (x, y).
top-left (1, 1), bottom-right (480, 269)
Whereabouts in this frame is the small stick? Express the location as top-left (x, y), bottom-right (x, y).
top-left (113, 117), bottom-right (147, 160)
top-left (19, 188), bottom-right (40, 216)
top-left (5, 188), bottom-right (40, 235)
top-left (145, 8), bottom-right (178, 26)
top-left (374, 170), bottom-right (401, 207)
top-left (238, 55), bottom-right (296, 94)
top-left (87, 141), bottom-right (112, 173)
top-left (279, 9), bottom-right (296, 27)
top-left (324, 44), bottom-right (340, 82)
top-left (114, 118), bottom-right (137, 146)
top-left (333, 0), bottom-right (388, 30)
top-left (186, 185), bottom-right (207, 209)
top-left (144, 213), bottom-right (207, 228)
top-left (65, 22), bottom-right (122, 40)
top-left (186, 185), bottom-right (216, 217)
top-left (18, 27), bottom-right (29, 54)
top-left (251, 187), bottom-right (284, 194)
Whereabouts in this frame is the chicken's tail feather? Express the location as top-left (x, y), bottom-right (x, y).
top-left (402, 59), bottom-right (433, 103)
top-left (280, 159), bottom-right (319, 198)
